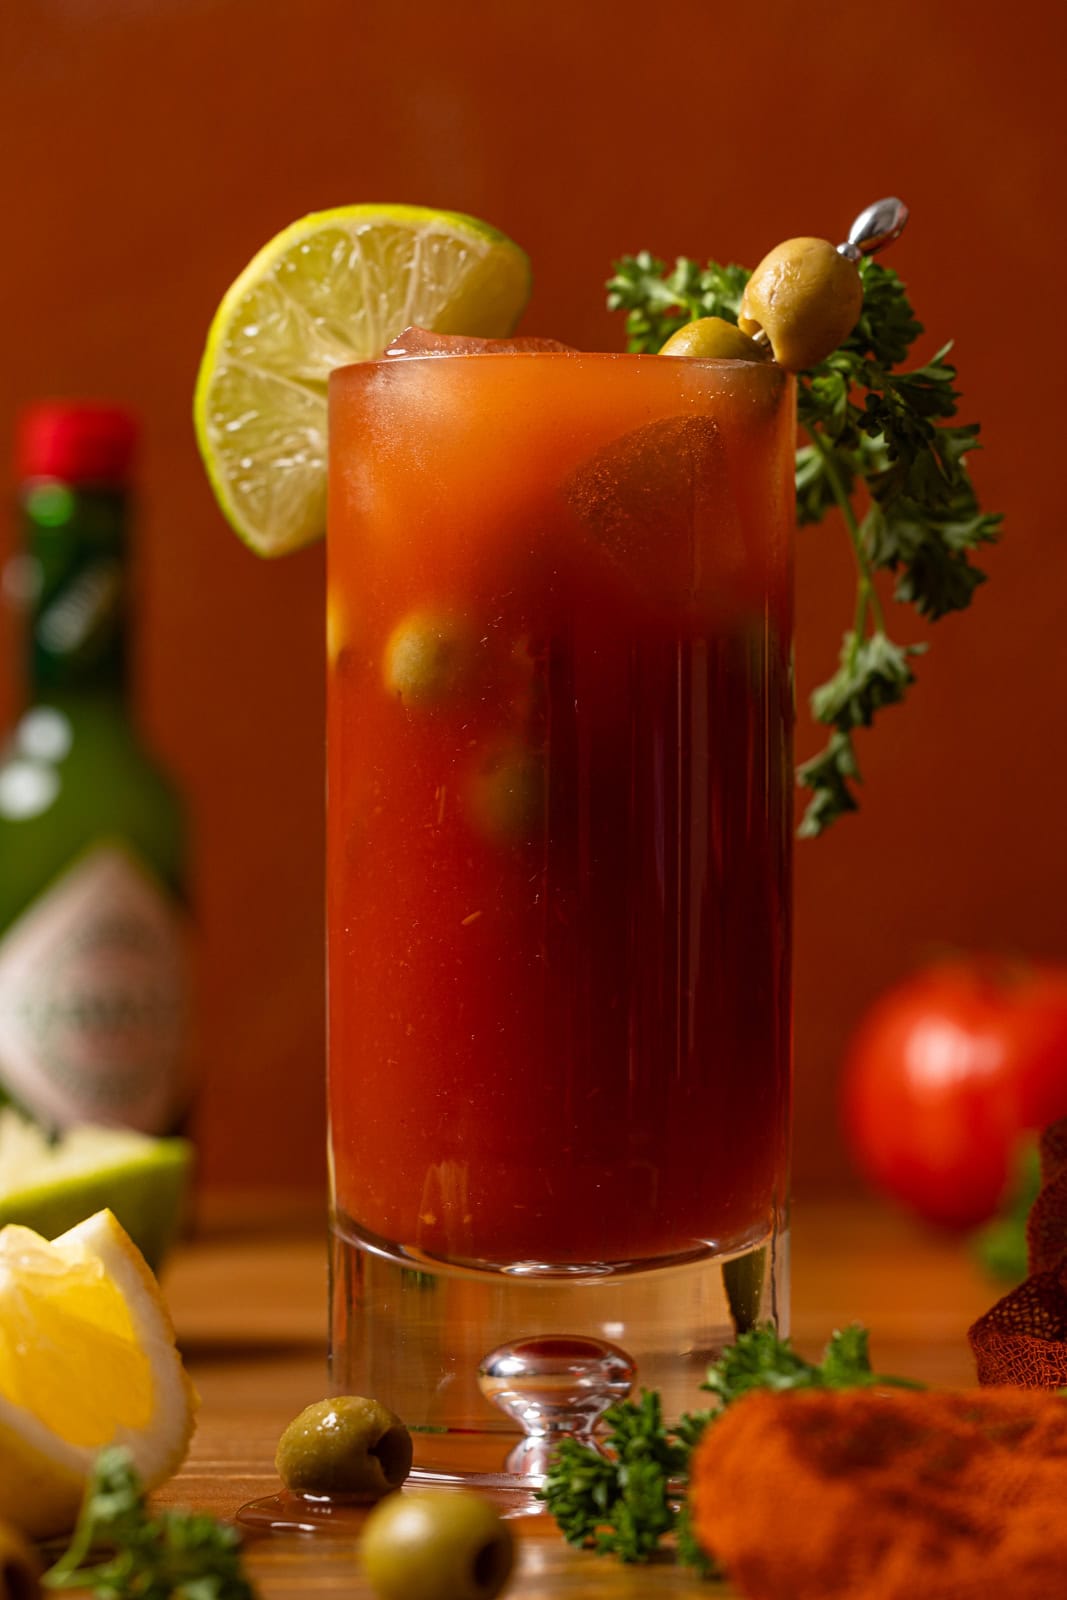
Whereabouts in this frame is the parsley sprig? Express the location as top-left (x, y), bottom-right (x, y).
top-left (538, 1324), bottom-right (920, 1570)
top-left (606, 251), bottom-right (1002, 834)
top-left (44, 1448), bottom-right (256, 1600)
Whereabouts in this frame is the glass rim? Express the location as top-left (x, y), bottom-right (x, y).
top-left (328, 349), bottom-right (780, 384)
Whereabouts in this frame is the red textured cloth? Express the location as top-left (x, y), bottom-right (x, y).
top-left (970, 1116), bottom-right (1067, 1385)
top-left (689, 1387), bottom-right (1067, 1600)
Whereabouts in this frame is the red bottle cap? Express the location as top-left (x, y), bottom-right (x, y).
top-left (15, 402), bottom-right (139, 487)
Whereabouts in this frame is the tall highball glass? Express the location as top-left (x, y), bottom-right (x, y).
top-left (327, 350), bottom-right (794, 1482)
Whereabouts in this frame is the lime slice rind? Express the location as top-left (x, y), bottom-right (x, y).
top-left (198, 363), bottom-right (328, 555)
top-left (0, 1114), bottom-right (192, 1270)
top-left (194, 204), bottom-right (531, 558)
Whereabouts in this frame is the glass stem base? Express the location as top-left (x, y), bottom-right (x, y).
top-left (329, 1212), bottom-right (789, 1485)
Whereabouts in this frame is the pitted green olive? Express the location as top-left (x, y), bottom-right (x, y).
top-left (360, 1490), bottom-right (515, 1600)
top-left (0, 1518), bottom-right (41, 1600)
top-left (383, 611), bottom-right (476, 707)
top-left (275, 1395), bottom-right (413, 1499)
top-left (467, 743), bottom-right (544, 843)
top-left (659, 316), bottom-right (767, 362)
top-left (738, 237), bottom-right (863, 371)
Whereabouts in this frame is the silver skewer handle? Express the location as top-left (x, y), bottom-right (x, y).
top-left (837, 198), bottom-right (909, 261)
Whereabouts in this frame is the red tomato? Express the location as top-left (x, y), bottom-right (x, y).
top-left (841, 959), bottom-right (1067, 1229)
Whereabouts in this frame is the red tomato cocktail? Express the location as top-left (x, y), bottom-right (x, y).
top-left (327, 351), bottom-right (794, 1277)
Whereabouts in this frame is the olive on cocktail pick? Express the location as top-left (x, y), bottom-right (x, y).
top-left (738, 197), bottom-right (909, 371)
top-left (659, 315), bottom-right (768, 361)
top-left (275, 1395), bottom-right (413, 1499)
top-left (738, 238), bottom-right (862, 371)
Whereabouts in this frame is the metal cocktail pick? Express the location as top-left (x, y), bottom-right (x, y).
top-left (745, 198), bottom-right (909, 352)
top-left (837, 197), bottom-right (909, 261)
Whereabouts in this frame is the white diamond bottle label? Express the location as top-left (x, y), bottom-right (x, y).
top-left (0, 843), bottom-right (187, 1132)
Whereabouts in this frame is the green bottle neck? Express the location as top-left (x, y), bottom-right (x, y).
top-left (18, 479), bottom-right (130, 701)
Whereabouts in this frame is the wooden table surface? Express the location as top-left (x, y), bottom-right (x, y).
top-left (150, 1194), bottom-right (998, 1598)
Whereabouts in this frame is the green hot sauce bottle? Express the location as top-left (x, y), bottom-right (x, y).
top-left (0, 403), bottom-right (188, 1132)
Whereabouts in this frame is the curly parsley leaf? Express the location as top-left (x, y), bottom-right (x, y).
top-left (699, 1321), bottom-right (919, 1407)
top-left (538, 1390), bottom-right (688, 1562)
top-left (606, 252), bottom-right (750, 352)
top-left (44, 1447), bottom-right (256, 1600)
top-left (813, 630), bottom-right (922, 727)
top-left (606, 252), bottom-right (1002, 834)
top-left (538, 1324), bottom-right (919, 1571)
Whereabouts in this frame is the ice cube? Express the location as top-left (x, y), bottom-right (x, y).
top-left (383, 326), bottom-right (576, 357)
top-left (563, 415), bottom-right (743, 614)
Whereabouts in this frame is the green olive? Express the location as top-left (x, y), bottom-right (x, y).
top-left (0, 1519), bottom-right (41, 1600)
top-left (659, 316), bottom-right (767, 362)
top-left (737, 236), bottom-right (863, 372)
top-left (383, 611), bottom-right (476, 708)
top-left (275, 1396), bottom-right (413, 1499)
top-left (466, 742), bottom-right (544, 843)
top-left (360, 1490), bottom-right (515, 1600)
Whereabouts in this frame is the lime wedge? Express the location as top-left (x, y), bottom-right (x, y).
top-left (0, 1110), bottom-right (192, 1269)
top-left (193, 203), bottom-right (532, 557)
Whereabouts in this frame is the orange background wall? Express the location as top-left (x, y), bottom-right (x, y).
top-left (1, 0), bottom-right (1064, 1198)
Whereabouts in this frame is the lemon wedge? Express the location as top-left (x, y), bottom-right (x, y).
top-left (193, 203), bottom-right (531, 557)
top-left (0, 1209), bottom-right (197, 1538)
